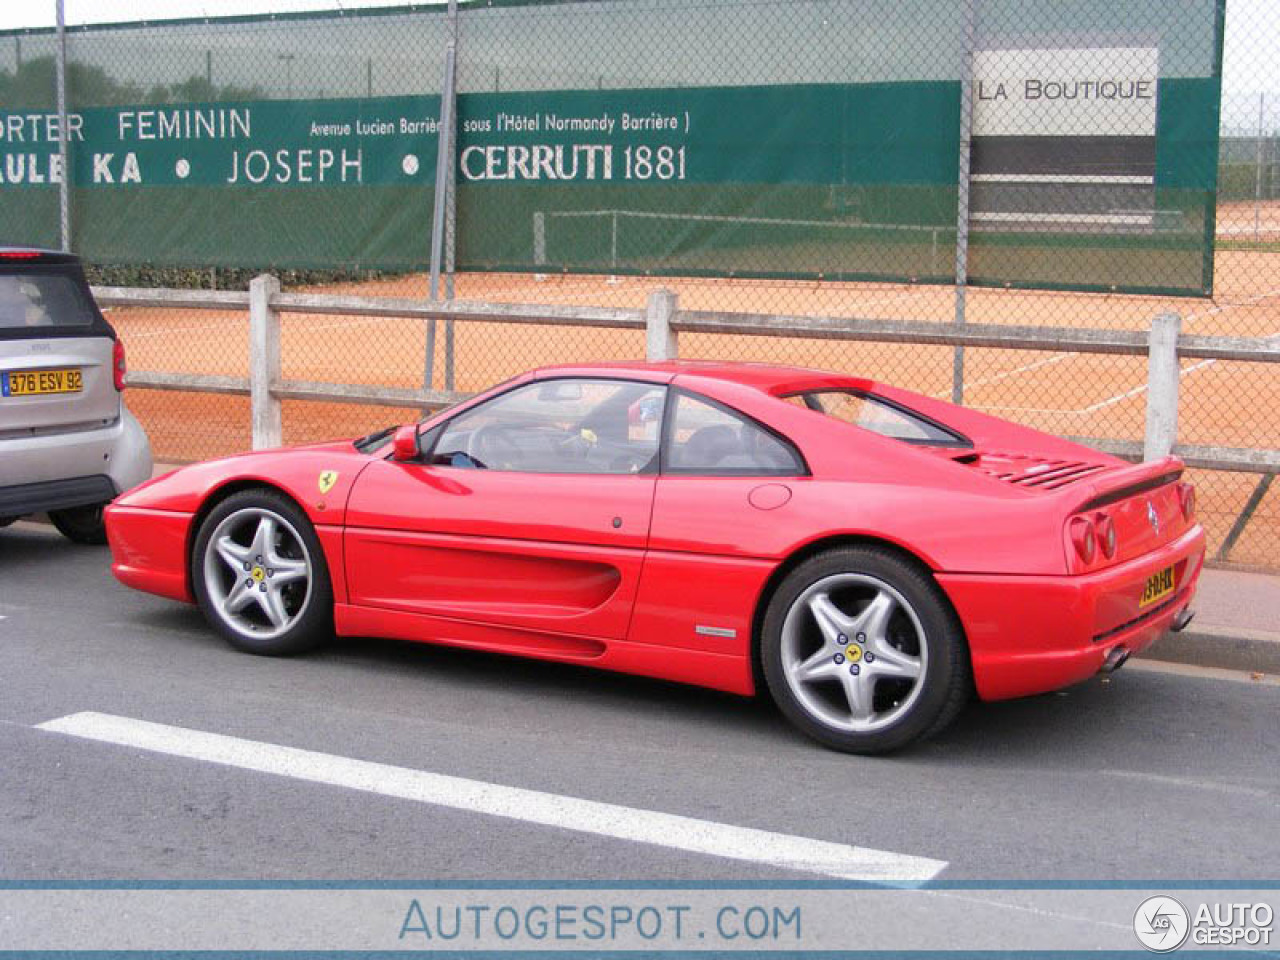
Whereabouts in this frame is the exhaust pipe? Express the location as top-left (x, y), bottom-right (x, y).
top-left (1100, 646), bottom-right (1130, 674)
top-left (1171, 607), bottom-right (1195, 633)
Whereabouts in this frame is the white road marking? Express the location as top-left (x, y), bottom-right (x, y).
top-left (1128, 658), bottom-right (1280, 687)
top-left (1098, 768), bottom-right (1273, 799)
top-left (35, 711), bottom-right (947, 886)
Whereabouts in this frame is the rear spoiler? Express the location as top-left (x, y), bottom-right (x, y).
top-left (1064, 455), bottom-right (1183, 514)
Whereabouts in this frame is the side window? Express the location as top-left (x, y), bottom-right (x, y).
top-left (665, 392), bottom-right (804, 476)
top-left (429, 378), bottom-right (665, 475)
top-left (785, 390), bottom-right (969, 447)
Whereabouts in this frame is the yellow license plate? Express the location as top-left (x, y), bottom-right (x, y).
top-left (1140, 565), bottom-right (1176, 607)
top-left (3, 367), bottom-right (82, 397)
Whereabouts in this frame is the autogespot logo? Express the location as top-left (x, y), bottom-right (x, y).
top-left (1134, 896), bottom-right (1191, 952)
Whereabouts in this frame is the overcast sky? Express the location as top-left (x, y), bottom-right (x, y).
top-left (0, 0), bottom-right (423, 28)
top-left (0, 0), bottom-right (1275, 122)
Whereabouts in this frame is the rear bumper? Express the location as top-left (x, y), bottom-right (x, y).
top-left (0, 474), bottom-right (116, 517)
top-left (0, 407), bottom-right (152, 514)
top-left (938, 524), bottom-right (1206, 701)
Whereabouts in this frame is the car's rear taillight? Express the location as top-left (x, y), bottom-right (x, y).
top-left (112, 339), bottom-right (127, 391)
top-left (1069, 516), bottom-right (1097, 564)
top-left (1177, 482), bottom-right (1196, 521)
top-left (0, 250), bottom-right (41, 259)
top-left (1096, 512), bottom-right (1117, 558)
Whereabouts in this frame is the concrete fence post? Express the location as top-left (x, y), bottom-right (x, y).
top-left (1144, 312), bottom-right (1181, 461)
top-left (249, 273), bottom-right (282, 450)
top-left (645, 289), bottom-right (679, 362)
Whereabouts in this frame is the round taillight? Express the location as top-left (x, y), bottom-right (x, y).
top-left (1096, 513), bottom-right (1117, 558)
top-left (1069, 516), bottom-right (1097, 564)
top-left (1178, 482), bottom-right (1196, 521)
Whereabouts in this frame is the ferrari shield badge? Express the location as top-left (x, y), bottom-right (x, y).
top-left (318, 470), bottom-right (339, 495)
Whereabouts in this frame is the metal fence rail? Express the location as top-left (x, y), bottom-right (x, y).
top-left (102, 280), bottom-right (1280, 570)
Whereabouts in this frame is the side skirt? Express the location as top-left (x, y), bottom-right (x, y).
top-left (333, 603), bottom-right (756, 696)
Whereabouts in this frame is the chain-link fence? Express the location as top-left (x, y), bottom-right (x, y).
top-left (2, 0), bottom-right (1278, 568)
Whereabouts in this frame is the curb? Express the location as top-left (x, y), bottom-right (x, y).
top-left (1137, 626), bottom-right (1280, 675)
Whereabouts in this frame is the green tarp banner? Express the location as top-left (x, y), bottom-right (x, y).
top-left (0, 95), bottom-right (439, 269)
top-left (0, 66), bottom-right (1222, 294)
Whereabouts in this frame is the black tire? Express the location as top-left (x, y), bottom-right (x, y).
top-left (49, 503), bottom-right (108, 545)
top-left (761, 546), bottom-right (970, 754)
top-left (190, 489), bottom-right (333, 656)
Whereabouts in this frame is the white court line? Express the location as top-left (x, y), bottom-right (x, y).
top-left (965, 405), bottom-right (1084, 415)
top-left (36, 711), bottom-right (947, 886)
top-left (1079, 357), bottom-right (1221, 415)
top-left (124, 314), bottom-right (394, 341)
top-left (1082, 321), bottom-right (1280, 416)
top-left (964, 286), bottom-right (1280, 416)
top-left (1184, 285), bottom-right (1280, 323)
top-left (932, 351), bottom-right (1075, 400)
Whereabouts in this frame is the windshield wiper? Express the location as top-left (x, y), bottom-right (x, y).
top-left (353, 425), bottom-right (398, 453)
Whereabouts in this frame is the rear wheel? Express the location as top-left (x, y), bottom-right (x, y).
top-left (49, 503), bottom-right (108, 545)
top-left (191, 490), bottom-right (332, 656)
top-left (761, 547), bottom-right (970, 754)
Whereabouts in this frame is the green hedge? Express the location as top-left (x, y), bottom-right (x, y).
top-left (83, 263), bottom-right (406, 291)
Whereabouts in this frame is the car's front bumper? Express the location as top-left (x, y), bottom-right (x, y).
top-left (105, 504), bottom-right (194, 603)
top-left (938, 524), bottom-right (1207, 701)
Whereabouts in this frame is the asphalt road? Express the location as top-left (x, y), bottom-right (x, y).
top-left (2, 521), bottom-right (1278, 883)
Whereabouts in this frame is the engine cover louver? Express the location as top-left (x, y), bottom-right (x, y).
top-left (965, 452), bottom-right (1111, 491)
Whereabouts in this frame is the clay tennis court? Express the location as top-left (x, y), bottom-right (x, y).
top-left (106, 228), bottom-right (1279, 568)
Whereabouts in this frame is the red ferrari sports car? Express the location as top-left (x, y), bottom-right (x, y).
top-left (106, 362), bottom-right (1205, 753)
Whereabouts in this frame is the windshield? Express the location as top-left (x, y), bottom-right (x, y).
top-left (353, 394), bottom-right (473, 455)
top-left (0, 272), bottom-right (96, 332)
top-left (784, 390), bottom-right (971, 447)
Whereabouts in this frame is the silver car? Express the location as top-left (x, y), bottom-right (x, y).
top-left (0, 248), bottom-right (151, 544)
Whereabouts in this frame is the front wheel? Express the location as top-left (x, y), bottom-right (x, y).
top-left (761, 547), bottom-right (970, 754)
top-left (49, 503), bottom-right (108, 545)
top-left (190, 490), bottom-right (333, 656)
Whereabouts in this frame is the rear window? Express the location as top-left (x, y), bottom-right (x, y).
top-left (784, 390), bottom-right (970, 447)
top-left (0, 272), bottom-right (95, 332)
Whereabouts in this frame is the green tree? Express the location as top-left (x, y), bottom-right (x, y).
top-left (0, 55), bottom-right (264, 110)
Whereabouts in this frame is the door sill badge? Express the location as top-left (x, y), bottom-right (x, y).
top-left (695, 625), bottom-right (737, 639)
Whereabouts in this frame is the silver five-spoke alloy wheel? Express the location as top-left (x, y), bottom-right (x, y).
top-left (780, 573), bottom-right (927, 733)
top-left (202, 507), bottom-right (313, 641)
